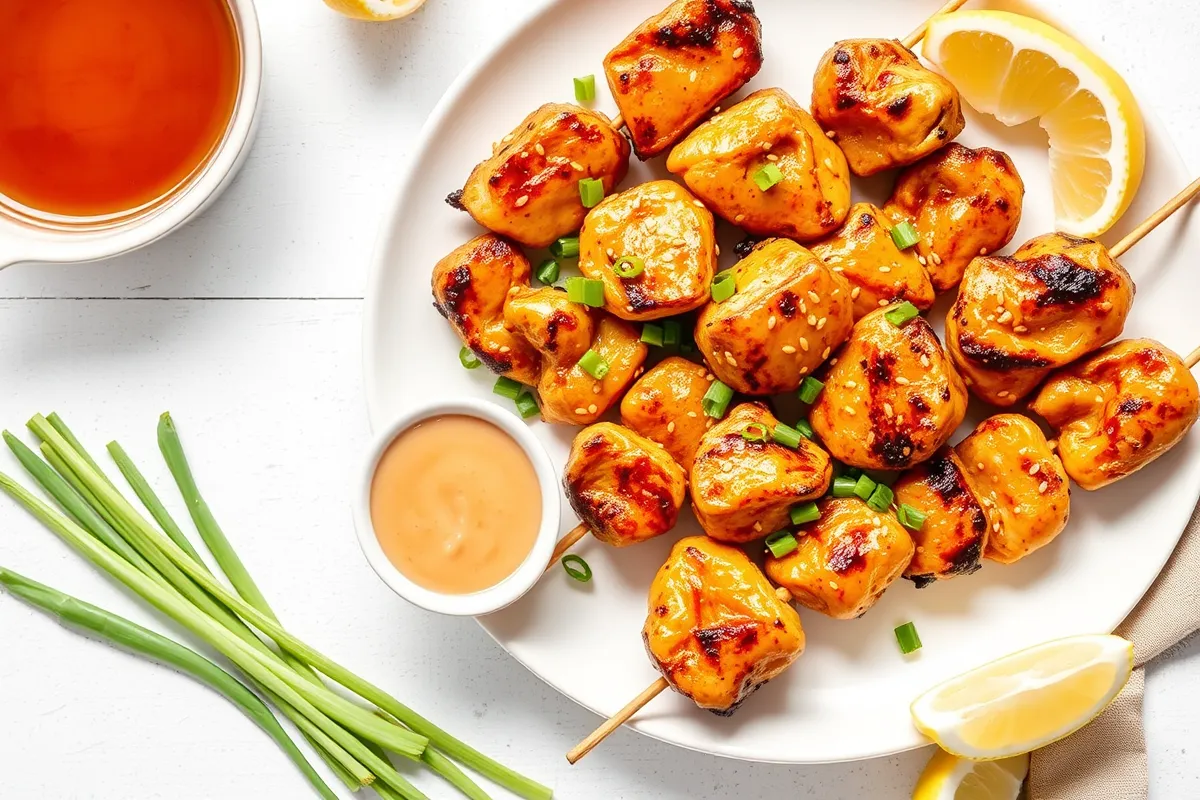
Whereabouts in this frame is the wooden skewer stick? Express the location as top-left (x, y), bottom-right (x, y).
top-left (612, 113), bottom-right (624, 131)
top-left (901, 0), bottom-right (971, 49)
top-left (566, 677), bottom-right (669, 764)
top-left (545, 523), bottom-right (589, 573)
top-left (1184, 345), bottom-right (1200, 370)
top-left (1109, 175), bottom-right (1200, 258)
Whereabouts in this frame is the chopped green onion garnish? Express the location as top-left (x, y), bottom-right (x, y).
top-left (752, 163), bottom-right (784, 191)
top-left (789, 501), bottom-right (820, 526)
top-left (613, 255), bottom-right (645, 279)
top-left (894, 621), bottom-right (922, 654)
top-left (578, 349), bottom-right (610, 380)
top-left (561, 554), bottom-right (592, 583)
top-left (867, 483), bottom-right (894, 513)
top-left (702, 380), bottom-right (734, 419)
top-left (711, 270), bottom-right (736, 303)
top-left (898, 503), bottom-right (928, 531)
top-left (458, 346), bottom-right (481, 370)
top-left (535, 258), bottom-right (560, 285)
top-left (890, 220), bottom-right (920, 250)
top-left (884, 301), bottom-right (920, 327)
top-left (831, 475), bottom-right (859, 498)
top-left (663, 319), bottom-right (682, 346)
top-left (765, 530), bottom-right (799, 559)
top-left (515, 392), bottom-right (540, 419)
top-left (566, 276), bottom-right (605, 307)
top-left (493, 376), bottom-right (523, 400)
top-left (574, 74), bottom-right (596, 104)
top-left (741, 422), bottom-right (770, 443)
top-left (794, 418), bottom-right (815, 440)
top-left (852, 473), bottom-right (877, 501)
top-left (772, 423), bottom-right (803, 449)
top-left (550, 236), bottom-right (580, 260)
top-left (641, 323), bottom-right (664, 346)
top-left (579, 178), bottom-right (605, 208)
top-left (798, 376), bottom-right (825, 404)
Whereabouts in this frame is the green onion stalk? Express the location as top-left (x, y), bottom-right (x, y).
top-left (0, 413), bottom-right (551, 800)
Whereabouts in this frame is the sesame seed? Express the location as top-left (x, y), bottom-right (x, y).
top-left (520, 151), bottom-right (529, 158)
top-left (725, 352), bottom-right (738, 366)
top-left (768, 315), bottom-right (777, 330)
top-left (979, 247), bottom-right (988, 255)
top-left (1048, 439), bottom-right (1058, 450)
top-left (920, 355), bottom-right (930, 368)
top-left (817, 317), bottom-right (827, 330)
top-left (782, 345), bottom-right (797, 354)
top-left (761, 141), bottom-right (772, 151)
top-left (1095, 394), bottom-right (1104, 403)
top-left (828, 580), bottom-right (838, 590)
top-left (754, 521), bottom-right (763, 532)
top-left (830, 358), bottom-right (838, 366)
top-left (846, 380), bottom-right (858, 389)
top-left (879, 299), bottom-right (889, 307)
top-left (917, 545), bottom-right (925, 553)
top-left (592, 384), bottom-right (601, 394)
top-left (844, 406), bottom-right (856, 416)
top-left (807, 314), bottom-right (817, 326)
top-left (800, 366), bottom-right (809, 375)
top-left (735, 214), bottom-right (746, 223)
top-left (534, 143), bottom-right (545, 156)
top-left (872, 516), bottom-right (881, 526)
top-left (502, 133), bottom-right (514, 143)
top-left (997, 310), bottom-right (1013, 324)
top-left (997, 390), bottom-right (1010, 398)
top-left (917, 255), bottom-right (927, 266)
top-left (722, 462), bottom-right (733, 473)
top-left (993, 521), bottom-right (1001, 532)
top-left (823, 157), bottom-right (833, 169)
top-left (825, 130), bottom-right (836, 138)
top-left (1099, 301), bottom-right (1113, 311)
top-left (807, 290), bottom-right (821, 303)
top-left (689, 70), bottom-right (698, 82)
top-left (575, 407), bottom-right (587, 415)
top-left (799, 300), bottom-right (808, 314)
top-left (706, 374), bottom-right (715, 382)
top-left (626, 305), bottom-right (634, 313)
top-left (692, 199), bottom-right (705, 209)
top-left (667, 421), bottom-right (676, 433)
top-left (895, 376), bottom-right (910, 385)
top-left (1029, 463), bottom-right (1041, 476)
top-left (931, 253), bottom-right (942, 266)
top-left (976, 462), bottom-right (985, 471)
top-left (1014, 325), bottom-right (1028, 333)
top-left (883, 402), bottom-right (893, 417)
top-left (799, 337), bottom-right (810, 352)
top-left (713, 106), bottom-right (722, 114)
top-left (687, 411), bottom-right (698, 418)
top-left (570, 161), bottom-right (584, 171)
top-left (707, 419), bottom-right (714, 428)
top-left (851, 286), bottom-right (861, 299)
top-left (733, 47), bottom-right (744, 58)
top-left (767, 153), bottom-right (779, 161)
top-left (1039, 481), bottom-right (1049, 494)
top-left (821, 347), bottom-right (831, 359)
top-left (498, 345), bottom-right (511, 353)
top-left (515, 195), bottom-right (529, 207)
top-left (879, 266), bottom-right (891, 273)
top-left (832, 288), bottom-right (840, 296)
top-left (715, 245), bottom-right (721, 256)
top-left (606, 247), bottom-right (615, 258)
top-left (588, 403), bottom-right (598, 414)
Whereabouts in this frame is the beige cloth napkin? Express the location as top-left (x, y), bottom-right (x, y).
top-left (1029, 502), bottom-right (1200, 799)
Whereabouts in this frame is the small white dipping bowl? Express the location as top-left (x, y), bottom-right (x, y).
top-left (353, 398), bottom-right (561, 616)
top-left (0, 0), bottom-right (262, 270)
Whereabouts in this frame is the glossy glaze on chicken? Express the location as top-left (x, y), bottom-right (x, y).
top-left (893, 448), bottom-right (988, 587)
top-left (605, 0), bottom-right (763, 160)
top-left (620, 356), bottom-right (713, 471)
top-left (537, 315), bottom-right (648, 425)
top-left (644, 536), bottom-right (804, 714)
top-left (811, 39), bottom-right (964, 176)
top-left (667, 87), bottom-right (851, 241)
top-left (1031, 339), bottom-right (1200, 490)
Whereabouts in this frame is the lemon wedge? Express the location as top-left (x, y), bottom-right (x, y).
top-left (922, 10), bottom-right (1145, 238)
top-left (910, 634), bottom-right (1133, 760)
top-left (913, 750), bottom-right (1028, 800)
top-left (323, 0), bottom-right (426, 21)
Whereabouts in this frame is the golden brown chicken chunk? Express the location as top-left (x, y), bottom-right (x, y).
top-left (452, 104), bottom-right (630, 249)
top-left (810, 202), bottom-right (936, 320)
top-left (564, 423), bottom-right (688, 548)
top-left (666, 88), bottom-right (851, 242)
top-left (578, 180), bottom-right (717, 321)
top-left (432, 234), bottom-right (541, 385)
top-left (766, 498), bottom-right (914, 619)
top-left (811, 39), bottom-right (965, 176)
top-left (946, 233), bottom-right (1135, 407)
top-left (695, 238), bottom-right (854, 395)
top-left (883, 144), bottom-right (1025, 292)
top-left (1030, 339), bottom-right (1200, 490)
top-left (893, 448), bottom-right (988, 587)
top-left (810, 305), bottom-right (968, 470)
top-left (690, 403), bottom-right (831, 543)
top-left (620, 356), bottom-right (713, 471)
top-left (504, 287), bottom-right (594, 365)
top-left (605, 0), bottom-right (763, 160)
top-left (955, 415), bottom-right (1070, 565)
top-left (644, 536), bottom-right (805, 714)
top-left (539, 316), bottom-right (648, 425)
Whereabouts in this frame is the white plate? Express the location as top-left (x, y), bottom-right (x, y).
top-left (364, 0), bottom-right (1200, 763)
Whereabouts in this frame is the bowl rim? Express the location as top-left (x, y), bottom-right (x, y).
top-left (0, 0), bottom-right (264, 269)
top-left (352, 397), bottom-right (562, 617)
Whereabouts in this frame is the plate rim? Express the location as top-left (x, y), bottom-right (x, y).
top-left (362, 0), bottom-right (1199, 764)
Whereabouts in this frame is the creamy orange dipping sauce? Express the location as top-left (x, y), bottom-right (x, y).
top-left (370, 415), bottom-right (542, 595)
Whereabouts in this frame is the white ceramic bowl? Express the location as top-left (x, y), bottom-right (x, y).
top-left (0, 0), bottom-right (263, 270)
top-left (353, 397), bottom-right (562, 616)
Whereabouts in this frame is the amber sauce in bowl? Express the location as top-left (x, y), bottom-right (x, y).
top-left (0, 0), bottom-right (240, 220)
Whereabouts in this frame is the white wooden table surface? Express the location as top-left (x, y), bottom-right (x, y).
top-left (1, 1), bottom-right (1198, 797)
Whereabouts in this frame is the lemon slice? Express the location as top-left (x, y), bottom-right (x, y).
top-left (922, 10), bottom-right (1145, 238)
top-left (323, 0), bottom-right (426, 21)
top-left (913, 750), bottom-right (1028, 800)
top-left (910, 634), bottom-right (1133, 760)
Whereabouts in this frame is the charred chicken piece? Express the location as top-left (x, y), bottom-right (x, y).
top-left (893, 448), bottom-right (988, 587)
top-left (432, 234), bottom-right (541, 385)
top-left (504, 287), bottom-right (594, 366)
top-left (644, 536), bottom-right (805, 714)
top-left (539, 316), bottom-right (648, 425)
top-left (883, 143), bottom-right (1025, 292)
top-left (564, 423), bottom-right (688, 547)
top-left (810, 202), bottom-right (935, 320)
top-left (811, 39), bottom-right (964, 176)
top-left (954, 414), bottom-right (1070, 565)
top-left (1030, 339), bottom-right (1200, 490)
top-left (695, 238), bottom-right (854, 395)
top-left (765, 497), bottom-right (914, 619)
top-left (946, 233), bottom-right (1135, 407)
top-left (605, 0), bottom-right (763, 160)
top-left (690, 403), bottom-right (831, 543)
top-left (810, 305), bottom-right (968, 471)
top-left (454, 104), bottom-right (630, 249)
top-left (620, 356), bottom-right (713, 471)
top-left (666, 88), bottom-right (851, 242)
top-left (579, 180), bottom-right (717, 321)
